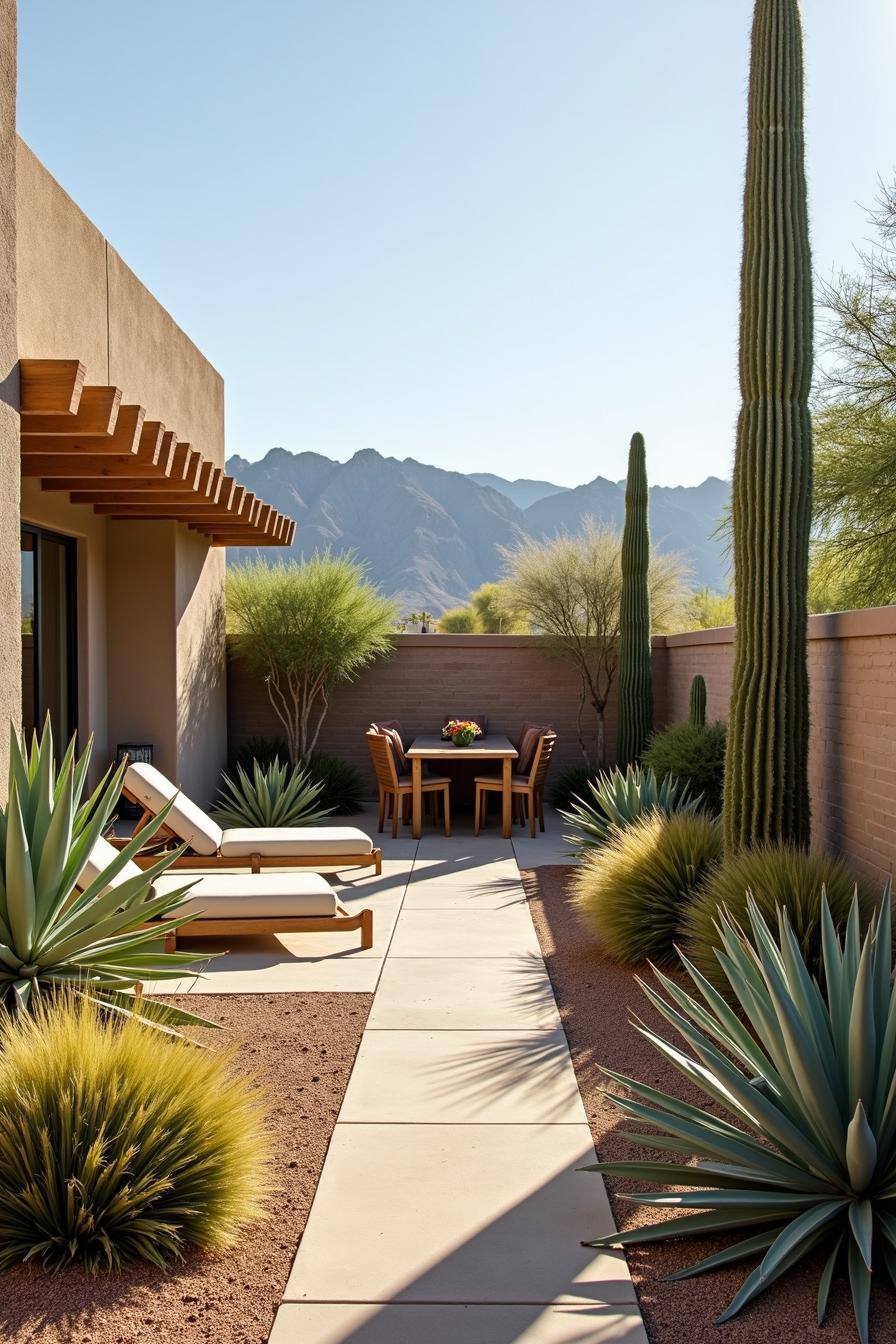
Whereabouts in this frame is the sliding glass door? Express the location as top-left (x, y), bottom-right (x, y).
top-left (21, 525), bottom-right (78, 743)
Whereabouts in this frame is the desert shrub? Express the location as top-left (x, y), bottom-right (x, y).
top-left (233, 735), bottom-right (289, 771)
top-left (585, 891), bottom-right (896, 1341)
top-left (560, 764), bottom-right (702, 854)
top-left (212, 757), bottom-right (332, 828)
top-left (306, 751), bottom-right (367, 815)
top-left (571, 811), bottom-right (723, 965)
top-left (684, 842), bottom-right (879, 993)
top-left (549, 764), bottom-right (598, 812)
top-left (641, 720), bottom-right (727, 814)
top-left (0, 995), bottom-right (270, 1272)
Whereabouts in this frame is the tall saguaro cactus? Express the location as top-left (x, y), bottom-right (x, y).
top-left (723, 0), bottom-right (813, 850)
top-left (689, 675), bottom-right (707, 728)
top-left (616, 432), bottom-right (652, 765)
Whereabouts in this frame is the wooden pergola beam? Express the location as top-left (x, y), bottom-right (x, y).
top-left (21, 385), bottom-right (122, 436)
top-left (19, 359), bottom-right (86, 414)
top-left (21, 404), bottom-right (146, 456)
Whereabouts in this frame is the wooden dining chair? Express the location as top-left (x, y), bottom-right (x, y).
top-left (474, 732), bottom-right (557, 838)
top-left (366, 729), bottom-right (452, 838)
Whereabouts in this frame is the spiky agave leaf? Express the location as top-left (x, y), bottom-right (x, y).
top-left (210, 756), bottom-right (333, 828)
top-left (560, 764), bottom-right (703, 854)
top-left (583, 886), bottom-right (896, 1342)
top-left (0, 718), bottom-right (212, 1034)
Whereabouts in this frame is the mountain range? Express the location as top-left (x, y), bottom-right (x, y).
top-left (226, 447), bottom-right (731, 614)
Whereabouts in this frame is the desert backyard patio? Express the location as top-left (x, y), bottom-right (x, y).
top-left (161, 811), bottom-right (647, 1344)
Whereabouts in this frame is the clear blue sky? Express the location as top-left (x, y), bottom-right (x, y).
top-left (17, 1), bottom-right (896, 487)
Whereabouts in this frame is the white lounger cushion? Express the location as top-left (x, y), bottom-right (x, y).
top-left (124, 762), bottom-right (374, 860)
top-left (124, 761), bottom-right (223, 856)
top-left (151, 872), bottom-right (337, 920)
top-left (219, 826), bottom-right (374, 858)
top-left (79, 836), bottom-right (338, 919)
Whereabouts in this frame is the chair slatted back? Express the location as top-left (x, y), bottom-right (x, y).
top-left (527, 732), bottom-right (557, 790)
top-left (366, 729), bottom-right (401, 791)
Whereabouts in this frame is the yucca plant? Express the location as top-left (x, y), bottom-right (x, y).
top-left (560, 763), bottom-right (702, 854)
top-left (584, 889), bottom-right (896, 1343)
top-left (0, 719), bottom-right (205, 1029)
top-left (211, 756), bottom-right (333, 828)
top-left (0, 992), bottom-right (270, 1271)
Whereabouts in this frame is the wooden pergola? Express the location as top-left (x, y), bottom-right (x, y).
top-left (19, 358), bottom-right (295, 547)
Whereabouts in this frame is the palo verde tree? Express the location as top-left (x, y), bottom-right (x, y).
top-left (615, 432), bottom-right (652, 764)
top-left (723, 0), bottom-right (813, 851)
top-left (499, 522), bottom-right (687, 769)
top-left (227, 552), bottom-right (396, 762)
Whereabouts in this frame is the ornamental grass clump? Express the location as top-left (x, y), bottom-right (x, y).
top-left (642, 720), bottom-right (727, 815)
top-left (212, 756), bottom-right (332, 828)
top-left (571, 811), bottom-right (722, 964)
top-left (0, 993), bottom-right (271, 1272)
top-left (584, 889), bottom-right (896, 1343)
top-left (560, 763), bottom-right (702, 854)
top-left (684, 843), bottom-right (879, 995)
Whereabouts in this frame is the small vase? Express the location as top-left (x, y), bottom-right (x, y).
top-left (452, 733), bottom-right (475, 748)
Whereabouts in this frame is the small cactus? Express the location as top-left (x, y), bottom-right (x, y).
top-left (689, 675), bottom-right (707, 727)
top-left (616, 432), bottom-right (652, 765)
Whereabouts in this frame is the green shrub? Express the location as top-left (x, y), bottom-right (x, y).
top-left (212, 757), bottom-right (332, 828)
top-left (560, 763), bottom-right (702, 854)
top-left (641, 720), bottom-right (727, 814)
top-left (571, 811), bottom-right (723, 965)
top-left (0, 994), bottom-right (270, 1272)
top-left (306, 751), bottom-right (367, 815)
top-left (684, 842), bottom-right (879, 994)
top-left (0, 720), bottom-right (204, 1031)
top-left (585, 890), bottom-right (896, 1343)
top-left (233, 735), bottom-right (289, 771)
top-left (549, 764), bottom-right (598, 813)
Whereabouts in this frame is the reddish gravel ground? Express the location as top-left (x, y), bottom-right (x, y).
top-left (0, 992), bottom-right (370, 1344)
top-left (521, 865), bottom-right (895, 1344)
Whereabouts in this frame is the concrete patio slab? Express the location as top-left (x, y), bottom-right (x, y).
top-left (269, 1302), bottom-right (649, 1344)
top-left (285, 1123), bottom-right (633, 1306)
top-left (340, 1028), bottom-right (587, 1123)
top-left (367, 955), bottom-right (560, 1030)
top-left (387, 907), bottom-right (541, 957)
top-left (402, 868), bottom-right (526, 909)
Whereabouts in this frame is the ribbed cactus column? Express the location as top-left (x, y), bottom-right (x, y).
top-left (689, 675), bottom-right (707, 728)
top-left (616, 432), bottom-right (652, 764)
top-left (723, 0), bottom-right (813, 850)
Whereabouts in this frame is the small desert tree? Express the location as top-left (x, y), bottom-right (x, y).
top-left (227, 553), bottom-right (396, 762)
top-left (499, 522), bottom-right (688, 767)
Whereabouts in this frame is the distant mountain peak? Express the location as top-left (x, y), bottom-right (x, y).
top-left (225, 447), bottom-right (731, 612)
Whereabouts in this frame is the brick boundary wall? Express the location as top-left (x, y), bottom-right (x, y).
top-left (659, 607), bottom-right (896, 886)
top-left (227, 610), bottom-right (896, 884)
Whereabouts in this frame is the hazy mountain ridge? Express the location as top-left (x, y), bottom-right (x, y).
top-left (227, 448), bottom-right (731, 613)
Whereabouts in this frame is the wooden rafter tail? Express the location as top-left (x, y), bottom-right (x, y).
top-left (21, 384), bottom-right (122, 436)
top-left (21, 403), bottom-right (146, 456)
top-left (19, 359), bottom-right (87, 415)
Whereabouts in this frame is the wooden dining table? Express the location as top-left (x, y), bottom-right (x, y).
top-left (405, 734), bottom-right (519, 840)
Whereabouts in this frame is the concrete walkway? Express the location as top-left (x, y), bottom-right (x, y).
top-left (264, 818), bottom-right (647, 1344)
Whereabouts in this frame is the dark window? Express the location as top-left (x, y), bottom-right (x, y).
top-left (20, 525), bottom-right (78, 745)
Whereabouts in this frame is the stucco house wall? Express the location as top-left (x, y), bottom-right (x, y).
top-left (0, 2), bottom-right (21, 789)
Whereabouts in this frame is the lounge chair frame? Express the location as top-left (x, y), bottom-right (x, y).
top-left (153, 902), bottom-right (374, 952)
top-left (121, 785), bottom-right (383, 876)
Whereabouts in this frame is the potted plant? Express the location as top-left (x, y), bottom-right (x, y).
top-left (406, 611), bottom-right (422, 634)
top-left (443, 719), bottom-right (483, 748)
top-left (419, 611), bottom-right (435, 634)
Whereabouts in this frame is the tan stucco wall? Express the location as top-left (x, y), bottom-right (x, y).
top-left (14, 139), bottom-right (227, 797)
top-left (0, 3), bottom-right (21, 788)
top-left (15, 141), bottom-right (224, 461)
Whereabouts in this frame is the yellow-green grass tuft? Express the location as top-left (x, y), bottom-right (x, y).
top-left (683, 842), bottom-right (880, 995)
top-left (571, 811), bottom-right (723, 965)
top-left (0, 993), bottom-right (272, 1272)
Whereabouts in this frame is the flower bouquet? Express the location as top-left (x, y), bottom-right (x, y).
top-left (443, 719), bottom-right (483, 748)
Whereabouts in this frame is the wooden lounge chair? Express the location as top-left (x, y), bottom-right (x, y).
top-left (366, 729), bottom-right (451, 837)
top-left (474, 731), bottom-right (557, 838)
top-left (121, 762), bottom-right (382, 875)
top-left (80, 835), bottom-right (373, 951)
